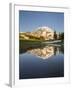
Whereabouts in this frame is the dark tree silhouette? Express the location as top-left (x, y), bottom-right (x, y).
top-left (54, 31), bottom-right (57, 40)
top-left (61, 32), bottom-right (64, 40)
top-left (59, 32), bottom-right (64, 42)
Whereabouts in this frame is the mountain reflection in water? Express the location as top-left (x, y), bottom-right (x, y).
top-left (20, 44), bottom-right (64, 59)
top-left (19, 44), bottom-right (64, 79)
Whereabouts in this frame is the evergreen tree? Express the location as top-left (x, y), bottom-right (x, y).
top-left (60, 32), bottom-right (64, 42)
top-left (54, 31), bottom-right (57, 40)
top-left (59, 32), bottom-right (61, 40)
top-left (58, 32), bottom-right (64, 42)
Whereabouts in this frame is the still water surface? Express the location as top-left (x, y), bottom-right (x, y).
top-left (19, 44), bottom-right (64, 79)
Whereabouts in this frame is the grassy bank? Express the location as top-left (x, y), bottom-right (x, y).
top-left (20, 39), bottom-right (42, 45)
top-left (19, 40), bottom-right (43, 54)
top-left (19, 39), bottom-right (64, 47)
top-left (19, 39), bottom-right (64, 54)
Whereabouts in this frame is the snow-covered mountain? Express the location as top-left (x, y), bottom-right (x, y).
top-left (33, 26), bottom-right (54, 40)
top-left (20, 26), bottom-right (54, 40)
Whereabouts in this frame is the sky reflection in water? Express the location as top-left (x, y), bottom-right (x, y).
top-left (19, 45), bottom-right (64, 79)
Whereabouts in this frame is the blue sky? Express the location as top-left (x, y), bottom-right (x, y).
top-left (19, 10), bottom-right (64, 33)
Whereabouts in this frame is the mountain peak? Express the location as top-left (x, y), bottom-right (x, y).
top-left (20, 26), bottom-right (54, 40)
top-left (35, 26), bottom-right (54, 33)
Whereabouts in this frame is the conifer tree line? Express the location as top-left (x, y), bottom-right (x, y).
top-left (54, 31), bottom-right (64, 41)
